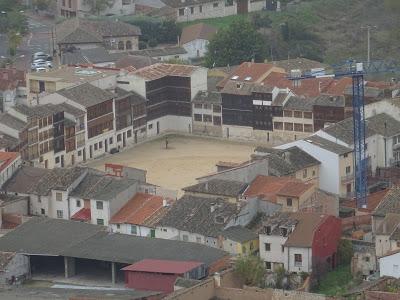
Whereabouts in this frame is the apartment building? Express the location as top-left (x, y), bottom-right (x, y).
top-left (192, 91), bottom-right (222, 137)
top-left (117, 63), bottom-right (207, 137)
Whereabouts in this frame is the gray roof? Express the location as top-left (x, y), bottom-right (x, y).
top-left (373, 186), bottom-right (400, 217)
top-left (305, 135), bottom-right (352, 155)
top-left (222, 226), bottom-right (258, 243)
top-left (114, 87), bottom-right (147, 105)
top-left (284, 96), bottom-right (314, 111)
top-left (0, 217), bottom-right (227, 266)
top-left (272, 92), bottom-right (289, 106)
top-left (0, 132), bottom-right (19, 150)
top-left (61, 47), bottom-right (114, 65)
top-left (70, 172), bottom-right (137, 200)
top-left (192, 91), bottom-right (221, 104)
top-left (129, 47), bottom-right (187, 57)
top-left (13, 104), bottom-right (63, 118)
top-left (314, 95), bottom-right (345, 107)
top-left (53, 102), bottom-right (85, 117)
top-left (58, 83), bottom-right (115, 108)
top-left (183, 179), bottom-right (247, 197)
top-left (276, 146), bottom-right (321, 170)
top-left (115, 54), bottom-right (158, 69)
top-left (0, 113), bottom-right (27, 131)
top-left (323, 113), bottom-right (400, 145)
top-left (3, 166), bottom-right (87, 196)
top-left (0, 194), bottom-right (28, 207)
top-left (267, 154), bottom-right (296, 176)
top-left (158, 195), bottom-right (238, 238)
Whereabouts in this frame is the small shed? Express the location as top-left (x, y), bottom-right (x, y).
top-left (121, 259), bottom-right (205, 293)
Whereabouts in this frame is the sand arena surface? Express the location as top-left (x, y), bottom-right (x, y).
top-left (88, 135), bottom-right (255, 192)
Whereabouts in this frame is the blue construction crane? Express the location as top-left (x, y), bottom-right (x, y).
top-left (288, 60), bottom-right (400, 208)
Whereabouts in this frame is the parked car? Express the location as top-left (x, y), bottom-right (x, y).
top-left (32, 52), bottom-right (52, 61)
top-left (31, 60), bottom-right (52, 70)
top-left (35, 67), bottom-right (47, 72)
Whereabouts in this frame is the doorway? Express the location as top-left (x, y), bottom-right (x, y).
top-left (89, 145), bottom-right (93, 158)
top-left (156, 121), bottom-right (160, 135)
top-left (237, 0), bottom-right (248, 14)
top-left (134, 130), bottom-right (138, 144)
top-left (61, 155), bottom-right (64, 167)
top-left (105, 139), bottom-right (108, 152)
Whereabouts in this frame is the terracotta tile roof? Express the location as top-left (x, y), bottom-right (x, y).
top-left (262, 71), bottom-right (335, 97)
top-left (180, 23), bottom-right (217, 45)
top-left (71, 208), bottom-right (91, 221)
top-left (0, 152), bottom-right (19, 172)
top-left (121, 259), bottom-right (203, 274)
top-left (244, 175), bottom-right (312, 202)
top-left (341, 189), bottom-right (390, 213)
top-left (133, 63), bottom-right (200, 81)
top-left (110, 193), bottom-right (164, 225)
top-left (115, 55), bottom-right (157, 70)
top-left (216, 62), bottom-right (285, 89)
top-left (323, 77), bottom-right (353, 96)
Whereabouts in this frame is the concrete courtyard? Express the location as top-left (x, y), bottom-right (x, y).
top-left (88, 135), bottom-right (256, 192)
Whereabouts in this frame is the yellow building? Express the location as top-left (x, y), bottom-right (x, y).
top-left (221, 226), bottom-right (259, 256)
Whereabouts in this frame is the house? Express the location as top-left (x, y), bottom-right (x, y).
top-left (317, 113), bottom-right (400, 174)
top-left (0, 217), bottom-right (229, 284)
top-left (182, 179), bottom-right (247, 203)
top-left (129, 47), bottom-right (189, 62)
top-left (0, 152), bottom-right (21, 188)
top-left (180, 23), bottom-right (217, 59)
top-left (54, 18), bottom-right (141, 54)
top-left (350, 240), bottom-right (377, 278)
top-left (221, 226), bottom-right (259, 256)
top-left (69, 171), bottom-right (139, 226)
top-left (312, 95), bottom-right (345, 131)
top-left (259, 212), bottom-right (341, 273)
top-left (109, 193), bottom-right (171, 237)
top-left (276, 135), bottom-right (354, 197)
top-left (26, 65), bottom-right (119, 103)
top-left (253, 146), bottom-right (321, 183)
top-left (379, 250), bottom-right (400, 279)
top-left (0, 252), bottom-right (30, 285)
top-left (162, 0), bottom-right (267, 22)
top-left (192, 91), bottom-right (222, 137)
top-left (156, 195), bottom-right (238, 248)
top-left (117, 63), bottom-right (207, 137)
top-left (122, 259), bottom-right (206, 293)
top-left (374, 213), bottom-right (400, 257)
top-left (3, 166), bottom-right (87, 220)
top-left (0, 68), bottom-right (26, 112)
top-left (57, 0), bottom-right (136, 18)
top-left (243, 175), bottom-right (316, 212)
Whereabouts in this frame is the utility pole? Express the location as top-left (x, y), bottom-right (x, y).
top-left (361, 25), bottom-right (377, 65)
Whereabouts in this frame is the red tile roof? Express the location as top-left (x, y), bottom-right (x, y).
top-left (262, 71), bottom-right (334, 98)
top-left (110, 193), bottom-right (164, 225)
top-left (71, 208), bottom-right (91, 221)
top-left (216, 62), bottom-right (285, 89)
top-left (0, 152), bottom-right (19, 172)
top-left (121, 259), bottom-right (203, 274)
top-left (324, 77), bottom-right (353, 96)
top-left (341, 189), bottom-right (390, 213)
top-left (244, 175), bottom-right (313, 202)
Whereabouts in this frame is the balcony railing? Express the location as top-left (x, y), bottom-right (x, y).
top-left (341, 173), bottom-right (354, 182)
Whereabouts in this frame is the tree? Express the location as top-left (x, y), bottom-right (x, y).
top-left (338, 239), bottom-right (353, 266)
top-left (204, 19), bottom-right (268, 68)
top-left (7, 31), bottom-right (22, 56)
top-left (83, 0), bottom-right (115, 15)
top-left (234, 255), bottom-right (265, 287)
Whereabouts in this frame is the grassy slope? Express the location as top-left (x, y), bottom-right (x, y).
top-left (314, 265), bottom-right (353, 296)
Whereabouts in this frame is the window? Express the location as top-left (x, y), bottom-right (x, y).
top-left (281, 245), bottom-right (284, 253)
top-left (265, 226), bottom-right (271, 235)
top-left (194, 103), bottom-right (202, 109)
top-left (56, 192), bottom-right (62, 201)
top-left (213, 2), bottom-right (218, 7)
top-left (55, 156), bottom-right (60, 164)
top-left (109, 137), bottom-right (113, 144)
top-left (284, 122), bottom-right (293, 131)
top-left (126, 41), bottom-right (132, 50)
top-left (312, 170), bottom-right (316, 176)
top-left (97, 218), bottom-right (104, 225)
top-left (118, 41), bottom-right (125, 50)
top-left (96, 201), bottom-right (103, 210)
top-left (117, 134), bottom-right (122, 142)
top-left (365, 256), bottom-right (370, 262)
top-left (213, 116), bottom-right (222, 126)
top-left (274, 122), bottom-right (283, 130)
top-left (287, 198), bottom-right (292, 207)
top-left (203, 114), bottom-right (212, 123)
top-left (345, 166), bottom-right (351, 174)
top-left (264, 243), bottom-right (271, 251)
top-left (303, 169), bottom-right (308, 178)
top-left (117, 224), bottom-right (120, 229)
top-left (346, 183), bottom-right (352, 193)
top-left (284, 110), bottom-right (293, 117)
top-left (179, 8), bottom-right (184, 16)
top-left (303, 112), bottom-right (312, 119)
top-left (213, 105), bottom-right (221, 113)
top-left (94, 143), bottom-right (98, 151)
top-left (99, 141), bottom-right (102, 149)
top-left (294, 111), bottom-right (302, 118)
top-left (78, 150), bottom-right (82, 156)
top-left (294, 254), bottom-right (302, 266)
top-left (294, 123), bottom-right (303, 132)
top-left (199, 5), bottom-right (202, 12)
top-left (182, 234), bottom-right (189, 242)
top-left (57, 210), bottom-right (63, 218)
top-left (41, 208), bottom-right (45, 215)
top-left (127, 130), bottom-right (132, 138)
top-left (194, 114), bottom-right (202, 122)
top-left (265, 261), bottom-right (271, 270)
top-left (131, 225), bottom-right (137, 235)
top-left (76, 200), bottom-right (81, 207)
top-left (190, 6), bottom-right (194, 14)
top-left (344, 153), bottom-right (348, 158)
top-left (203, 104), bottom-right (212, 110)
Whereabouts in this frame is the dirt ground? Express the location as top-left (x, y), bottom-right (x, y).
top-left (88, 135), bottom-right (255, 192)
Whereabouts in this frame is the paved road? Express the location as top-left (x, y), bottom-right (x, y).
top-left (1, 16), bottom-right (54, 70)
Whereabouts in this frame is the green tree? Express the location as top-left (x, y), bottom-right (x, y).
top-left (204, 19), bottom-right (268, 68)
top-left (234, 255), bottom-right (265, 287)
top-left (83, 0), bottom-right (115, 15)
top-left (7, 31), bottom-right (22, 56)
top-left (337, 239), bottom-right (353, 266)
